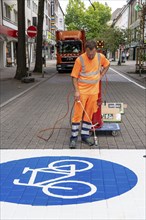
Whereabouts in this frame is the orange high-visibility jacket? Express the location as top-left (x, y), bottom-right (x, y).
top-left (71, 52), bottom-right (110, 95)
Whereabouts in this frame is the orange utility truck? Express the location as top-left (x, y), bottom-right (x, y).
top-left (56, 30), bottom-right (86, 73)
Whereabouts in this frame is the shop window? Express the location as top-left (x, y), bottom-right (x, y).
top-left (6, 42), bottom-right (12, 67)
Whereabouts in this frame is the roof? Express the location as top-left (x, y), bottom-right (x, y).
top-left (111, 8), bottom-right (122, 20)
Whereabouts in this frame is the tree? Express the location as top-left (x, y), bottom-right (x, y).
top-left (65, 0), bottom-right (111, 38)
top-left (100, 27), bottom-right (126, 52)
top-left (83, 2), bottom-right (111, 39)
top-left (103, 27), bottom-right (127, 60)
top-left (33, 0), bottom-right (45, 73)
top-left (15, 0), bottom-right (27, 80)
top-left (65, 0), bottom-right (86, 30)
top-left (64, 0), bottom-right (129, 61)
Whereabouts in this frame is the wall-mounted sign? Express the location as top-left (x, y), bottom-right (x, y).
top-left (51, 0), bottom-right (54, 16)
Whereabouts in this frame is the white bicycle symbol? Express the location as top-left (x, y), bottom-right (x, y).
top-left (13, 159), bottom-right (97, 199)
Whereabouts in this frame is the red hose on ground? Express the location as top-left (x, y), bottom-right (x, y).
top-left (37, 74), bottom-right (108, 142)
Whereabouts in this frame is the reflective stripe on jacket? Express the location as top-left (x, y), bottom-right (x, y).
top-left (78, 53), bottom-right (101, 85)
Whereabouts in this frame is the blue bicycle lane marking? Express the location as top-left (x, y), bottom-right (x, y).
top-left (0, 156), bottom-right (138, 206)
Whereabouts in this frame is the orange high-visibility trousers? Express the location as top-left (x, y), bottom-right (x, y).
top-left (72, 94), bottom-right (98, 123)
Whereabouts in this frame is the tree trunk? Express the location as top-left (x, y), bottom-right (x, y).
top-left (15, 0), bottom-right (27, 80)
top-left (33, 0), bottom-right (45, 73)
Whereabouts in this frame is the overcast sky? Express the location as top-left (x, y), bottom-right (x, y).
top-left (59, 0), bottom-right (127, 13)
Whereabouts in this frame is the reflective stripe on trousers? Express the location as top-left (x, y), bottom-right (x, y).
top-left (71, 123), bottom-right (80, 138)
top-left (81, 121), bottom-right (92, 138)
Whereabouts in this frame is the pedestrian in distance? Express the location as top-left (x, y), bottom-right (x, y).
top-left (69, 40), bottom-right (110, 148)
top-left (126, 51), bottom-right (130, 61)
top-left (121, 51), bottom-right (126, 63)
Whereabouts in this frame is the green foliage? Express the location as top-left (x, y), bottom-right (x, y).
top-left (101, 27), bottom-right (126, 53)
top-left (65, 0), bottom-right (86, 30)
top-left (84, 2), bottom-right (111, 39)
top-left (65, 0), bottom-right (111, 35)
top-left (142, 54), bottom-right (146, 62)
top-left (64, 0), bottom-right (131, 53)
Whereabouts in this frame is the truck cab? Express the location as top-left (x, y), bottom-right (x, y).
top-left (56, 30), bottom-right (85, 73)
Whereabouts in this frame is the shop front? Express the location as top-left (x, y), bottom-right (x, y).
top-left (0, 25), bottom-right (17, 68)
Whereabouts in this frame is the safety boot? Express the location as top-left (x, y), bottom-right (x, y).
top-left (69, 138), bottom-right (77, 149)
top-left (81, 137), bottom-right (95, 146)
top-left (81, 121), bottom-right (94, 146)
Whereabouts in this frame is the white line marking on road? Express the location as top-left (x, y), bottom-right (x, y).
top-left (0, 74), bottom-right (56, 108)
top-left (110, 67), bottom-right (146, 90)
top-left (0, 81), bottom-right (42, 108)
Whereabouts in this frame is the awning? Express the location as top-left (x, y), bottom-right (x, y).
top-left (0, 25), bottom-right (18, 41)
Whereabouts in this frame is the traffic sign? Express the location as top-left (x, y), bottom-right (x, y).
top-left (97, 40), bottom-right (104, 48)
top-left (27, 26), bottom-right (37, 38)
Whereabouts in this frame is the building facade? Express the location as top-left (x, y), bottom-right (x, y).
top-left (112, 4), bottom-right (129, 60)
top-left (0, 0), bottom-right (18, 67)
top-left (0, 0), bottom-right (65, 68)
top-left (58, 3), bottom-right (65, 30)
top-left (112, 0), bottom-right (144, 60)
top-left (128, 0), bottom-right (140, 60)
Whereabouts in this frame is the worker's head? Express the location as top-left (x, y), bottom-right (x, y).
top-left (85, 40), bottom-right (97, 60)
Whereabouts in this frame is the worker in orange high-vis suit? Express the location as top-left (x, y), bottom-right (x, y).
top-left (70, 40), bottom-right (110, 148)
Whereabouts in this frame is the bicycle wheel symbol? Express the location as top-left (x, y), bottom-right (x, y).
top-left (43, 180), bottom-right (97, 199)
top-left (42, 159), bottom-right (97, 198)
top-left (48, 159), bottom-right (93, 172)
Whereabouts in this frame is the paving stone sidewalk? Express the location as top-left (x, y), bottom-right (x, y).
top-left (0, 66), bottom-right (145, 150)
top-left (0, 60), bottom-right (56, 106)
top-left (110, 60), bottom-right (146, 85)
top-left (0, 59), bottom-right (145, 107)
top-left (0, 59), bottom-right (145, 220)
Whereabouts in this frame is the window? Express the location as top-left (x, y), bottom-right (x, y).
top-left (32, 17), bottom-right (37, 26)
top-left (46, 16), bottom-right (48, 26)
top-left (59, 18), bottom-right (62, 24)
top-left (14, 10), bottom-right (18, 23)
top-left (130, 1), bottom-right (139, 24)
top-left (4, 3), bottom-right (11, 19)
top-left (27, 19), bottom-right (31, 28)
top-left (46, 0), bottom-right (48, 10)
top-left (48, 1), bottom-right (51, 17)
top-left (58, 41), bottom-right (82, 54)
top-left (48, 19), bottom-right (51, 31)
top-left (33, 1), bottom-right (38, 13)
top-left (27, 0), bottom-right (31, 8)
